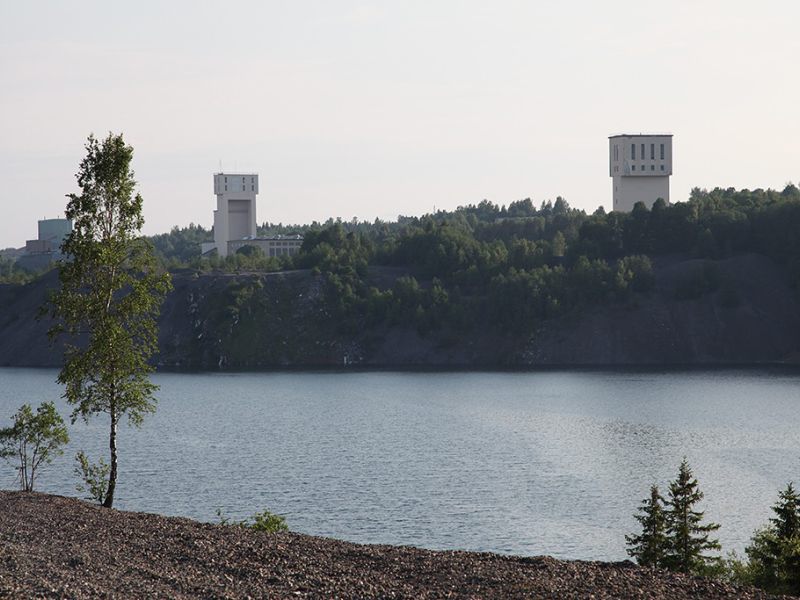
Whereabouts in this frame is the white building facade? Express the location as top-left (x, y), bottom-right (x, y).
top-left (206, 173), bottom-right (259, 257)
top-left (609, 134), bottom-right (673, 212)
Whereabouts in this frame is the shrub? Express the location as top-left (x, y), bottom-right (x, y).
top-left (74, 450), bottom-right (110, 504)
top-left (0, 402), bottom-right (69, 491)
top-left (216, 508), bottom-right (289, 533)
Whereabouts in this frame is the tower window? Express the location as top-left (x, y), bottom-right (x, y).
top-left (650, 144), bottom-right (655, 160)
top-left (632, 165), bottom-right (636, 171)
top-left (641, 143), bottom-right (645, 159)
top-left (631, 144), bottom-right (636, 159)
top-left (660, 144), bottom-right (665, 160)
top-left (660, 165), bottom-right (665, 171)
top-left (651, 165), bottom-right (655, 171)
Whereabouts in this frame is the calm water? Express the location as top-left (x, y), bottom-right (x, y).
top-left (1, 367), bottom-right (799, 561)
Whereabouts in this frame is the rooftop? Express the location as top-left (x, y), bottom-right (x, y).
top-left (608, 133), bottom-right (673, 139)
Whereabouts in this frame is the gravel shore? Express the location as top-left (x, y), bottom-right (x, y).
top-left (0, 491), bottom-right (793, 599)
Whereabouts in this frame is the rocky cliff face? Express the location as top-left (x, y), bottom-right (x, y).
top-left (525, 254), bottom-right (800, 365)
top-left (1, 253), bottom-right (798, 369)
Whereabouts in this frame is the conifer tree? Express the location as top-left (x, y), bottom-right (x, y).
top-left (663, 459), bottom-right (721, 574)
top-left (745, 483), bottom-right (800, 594)
top-left (625, 484), bottom-right (668, 567)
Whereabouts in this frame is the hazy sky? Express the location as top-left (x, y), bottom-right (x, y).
top-left (1, 1), bottom-right (798, 248)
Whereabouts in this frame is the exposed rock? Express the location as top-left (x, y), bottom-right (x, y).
top-left (1, 253), bottom-right (799, 369)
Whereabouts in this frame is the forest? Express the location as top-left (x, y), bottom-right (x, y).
top-left (3, 184), bottom-right (800, 343)
top-left (148, 184), bottom-right (800, 336)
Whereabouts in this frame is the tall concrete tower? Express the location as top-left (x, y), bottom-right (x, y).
top-left (212, 173), bottom-right (258, 257)
top-left (609, 134), bottom-right (672, 212)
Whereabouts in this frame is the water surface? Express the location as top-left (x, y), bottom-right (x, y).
top-left (1, 367), bottom-right (798, 561)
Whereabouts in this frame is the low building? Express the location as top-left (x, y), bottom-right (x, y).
top-left (227, 236), bottom-right (304, 258)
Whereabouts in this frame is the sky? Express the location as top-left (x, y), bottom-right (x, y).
top-left (1, 1), bottom-right (798, 248)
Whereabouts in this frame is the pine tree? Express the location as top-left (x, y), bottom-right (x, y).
top-left (663, 459), bottom-right (721, 574)
top-left (771, 483), bottom-right (800, 541)
top-left (625, 484), bottom-right (668, 567)
top-left (745, 483), bottom-right (800, 594)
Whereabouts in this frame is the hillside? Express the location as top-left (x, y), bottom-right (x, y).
top-left (0, 252), bottom-right (798, 369)
top-left (0, 491), bottom-right (791, 599)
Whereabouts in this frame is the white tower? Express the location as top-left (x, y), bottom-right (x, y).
top-left (212, 173), bottom-right (258, 257)
top-left (609, 134), bottom-right (673, 212)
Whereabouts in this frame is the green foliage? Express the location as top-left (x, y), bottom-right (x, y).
top-left (0, 256), bottom-right (40, 284)
top-left (74, 450), bottom-right (110, 504)
top-left (249, 510), bottom-right (290, 532)
top-left (626, 460), bottom-right (721, 575)
top-left (48, 133), bottom-right (172, 508)
top-left (149, 224), bottom-right (212, 266)
top-left (626, 485), bottom-right (668, 567)
top-left (216, 508), bottom-right (289, 532)
top-left (0, 402), bottom-right (69, 492)
top-left (74, 181), bottom-right (800, 356)
top-left (235, 244), bottom-right (264, 258)
top-left (663, 459), bottom-right (721, 574)
top-left (736, 483), bottom-right (800, 595)
top-left (614, 255), bottom-right (655, 296)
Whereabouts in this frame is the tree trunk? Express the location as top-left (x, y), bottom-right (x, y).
top-left (103, 405), bottom-right (118, 508)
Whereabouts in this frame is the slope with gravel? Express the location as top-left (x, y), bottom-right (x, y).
top-left (0, 491), bottom-right (793, 599)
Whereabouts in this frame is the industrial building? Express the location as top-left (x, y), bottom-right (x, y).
top-left (16, 218), bottom-right (72, 271)
top-left (202, 173), bottom-right (259, 257)
top-left (609, 134), bottom-right (673, 212)
top-left (200, 172), bottom-right (303, 258)
top-left (227, 236), bottom-right (303, 257)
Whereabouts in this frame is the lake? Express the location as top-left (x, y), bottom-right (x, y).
top-left (1, 367), bottom-right (798, 561)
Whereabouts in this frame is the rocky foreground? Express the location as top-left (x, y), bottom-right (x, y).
top-left (0, 492), bottom-right (792, 599)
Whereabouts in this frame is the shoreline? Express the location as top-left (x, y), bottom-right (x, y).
top-left (0, 491), bottom-right (792, 599)
top-left (6, 362), bottom-right (800, 375)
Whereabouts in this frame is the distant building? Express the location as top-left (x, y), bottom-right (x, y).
top-left (38, 218), bottom-right (72, 248)
top-left (200, 172), bottom-right (303, 258)
top-left (609, 134), bottom-right (673, 212)
top-left (17, 218), bottom-right (72, 272)
top-left (201, 173), bottom-right (259, 257)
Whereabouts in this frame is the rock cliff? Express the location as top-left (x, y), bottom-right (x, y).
top-left (0, 253), bottom-right (797, 369)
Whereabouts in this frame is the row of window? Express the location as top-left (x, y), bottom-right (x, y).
top-left (630, 143), bottom-right (666, 161)
top-left (613, 143), bottom-right (667, 161)
top-left (632, 164), bottom-right (666, 172)
top-left (269, 247), bottom-right (297, 257)
top-left (221, 176), bottom-right (256, 192)
top-left (612, 165), bottom-right (667, 173)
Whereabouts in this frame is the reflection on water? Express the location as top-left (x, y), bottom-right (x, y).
top-left (1, 367), bottom-right (799, 561)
